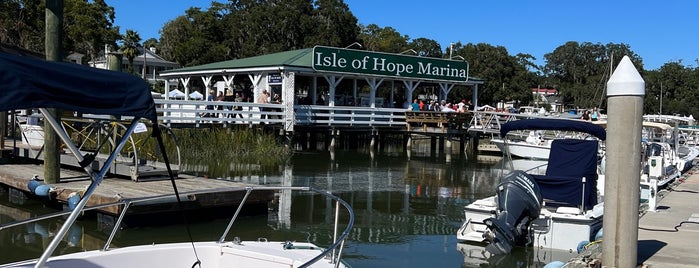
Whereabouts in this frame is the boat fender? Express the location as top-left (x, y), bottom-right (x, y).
top-left (543, 261), bottom-right (565, 268)
top-left (66, 224), bottom-right (82, 247)
top-left (594, 228), bottom-right (603, 241)
top-left (577, 240), bottom-right (590, 253)
top-left (67, 192), bottom-right (81, 211)
top-left (31, 222), bottom-right (50, 237)
top-left (34, 184), bottom-right (51, 197)
top-left (27, 177), bottom-right (43, 193)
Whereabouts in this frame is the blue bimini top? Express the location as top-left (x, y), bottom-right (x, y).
top-left (0, 52), bottom-right (157, 122)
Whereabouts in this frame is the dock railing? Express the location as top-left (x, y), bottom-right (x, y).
top-left (404, 111), bottom-right (472, 132)
top-left (155, 99), bottom-right (408, 130)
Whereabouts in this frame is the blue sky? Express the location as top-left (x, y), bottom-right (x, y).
top-left (107, 0), bottom-right (697, 70)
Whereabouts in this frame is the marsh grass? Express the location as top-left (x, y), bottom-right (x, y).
top-left (170, 127), bottom-right (292, 177)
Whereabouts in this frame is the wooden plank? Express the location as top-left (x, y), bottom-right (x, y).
top-left (0, 164), bottom-right (270, 215)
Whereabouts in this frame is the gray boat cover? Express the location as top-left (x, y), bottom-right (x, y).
top-left (0, 52), bottom-right (157, 122)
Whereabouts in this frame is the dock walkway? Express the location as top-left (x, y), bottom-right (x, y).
top-left (0, 163), bottom-right (272, 215)
top-left (636, 169), bottom-right (699, 267)
top-left (567, 167), bottom-right (699, 267)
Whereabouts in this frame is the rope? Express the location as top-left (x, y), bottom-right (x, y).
top-left (153, 126), bottom-right (201, 266)
top-left (638, 220), bottom-right (699, 233)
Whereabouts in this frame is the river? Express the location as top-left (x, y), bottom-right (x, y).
top-left (0, 148), bottom-right (570, 267)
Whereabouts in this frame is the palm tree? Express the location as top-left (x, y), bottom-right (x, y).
top-left (121, 29), bottom-right (141, 74)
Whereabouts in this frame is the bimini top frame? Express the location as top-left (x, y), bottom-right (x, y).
top-left (0, 52), bottom-right (160, 267)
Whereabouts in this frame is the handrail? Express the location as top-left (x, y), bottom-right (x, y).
top-left (153, 99), bottom-right (407, 129)
top-left (0, 185), bottom-right (354, 268)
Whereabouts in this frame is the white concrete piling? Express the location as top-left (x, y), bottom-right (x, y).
top-left (602, 56), bottom-right (645, 268)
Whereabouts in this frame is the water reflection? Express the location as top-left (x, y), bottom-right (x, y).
top-left (0, 187), bottom-right (108, 263)
top-left (1, 146), bottom-right (572, 267)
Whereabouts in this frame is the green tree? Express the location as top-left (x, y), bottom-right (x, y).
top-left (64, 0), bottom-right (120, 63)
top-left (305, 0), bottom-right (359, 48)
top-left (0, 0), bottom-right (119, 61)
top-left (455, 42), bottom-right (536, 107)
top-left (408, 37), bottom-right (442, 58)
top-left (143, 38), bottom-right (159, 53)
top-left (644, 62), bottom-right (696, 117)
top-left (358, 23), bottom-right (409, 53)
top-left (543, 41), bottom-right (642, 109)
top-left (160, 0), bottom-right (359, 65)
top-left (159, 7), bottom-right (229, 66)
top-left (121, 29), bottom-right (141, 74)
top-left (0, 0), bottom-right (44, 52)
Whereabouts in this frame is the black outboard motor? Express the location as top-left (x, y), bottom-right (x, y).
top-left (483, 170), bottom-right (542, 255)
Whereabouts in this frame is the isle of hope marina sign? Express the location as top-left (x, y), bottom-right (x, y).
top-left (312, 46), bottom-right (469, 82)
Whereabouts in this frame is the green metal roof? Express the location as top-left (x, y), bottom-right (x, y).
top-left (161, 48), bottom-right (313, 74)
top-left (160, 47), bottom-right (485, 84)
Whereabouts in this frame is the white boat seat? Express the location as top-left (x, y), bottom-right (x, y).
top-left (555, 206), bottom-right (582, 215)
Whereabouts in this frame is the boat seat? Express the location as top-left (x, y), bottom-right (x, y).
top-left (532, 139), bottom-right (600, 211)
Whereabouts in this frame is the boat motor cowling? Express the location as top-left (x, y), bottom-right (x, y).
top-left (483, 170), bottom-right (542, 255)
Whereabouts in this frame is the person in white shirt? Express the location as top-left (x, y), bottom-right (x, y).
top-left (441, 103), bottom-right (456, 112)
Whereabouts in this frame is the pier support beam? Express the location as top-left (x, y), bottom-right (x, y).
top-left (602, 56), bottom-right (644, 268)
top-left (329, 129), bottom-right (336, 151)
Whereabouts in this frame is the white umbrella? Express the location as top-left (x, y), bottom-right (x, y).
top-left (168, 89), bottom-right (185, 98)
top-left (189, 90), bottom-right (204, 100)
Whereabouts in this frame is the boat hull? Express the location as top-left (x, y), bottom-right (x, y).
top-left (0, 241), bottom-right (347, 268)
top-left (491, 139), bottom-right (551, 160)
top-left (457, 199), bottom-right (603, 253)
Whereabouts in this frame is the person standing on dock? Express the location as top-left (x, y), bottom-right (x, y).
top-left (214, 91), bottom-right (224, 119)
top-left (223, 88), bottom-right (235, 118)
top-left (233, 92), bottom-right (243, 118)
top-left (591, 107), bottom-right (599, 121)
top-left (258, 89), bottom-right (270, 120)
top-left (580, 110), bottom-right (591, 121)
top-left (411, 99), bottom-right (420, 111)
top-left (203, 90), bottom-right (215, 118)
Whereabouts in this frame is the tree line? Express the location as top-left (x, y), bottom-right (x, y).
top-left (2, 0), bottom-right (697, 118)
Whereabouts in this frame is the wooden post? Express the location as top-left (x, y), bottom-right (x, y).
top-left (43, 0), bottom-right (63, 184)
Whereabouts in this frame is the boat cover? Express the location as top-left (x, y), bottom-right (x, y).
top-left (500, 118), bottom-right (606, 140)
top-left (533, 139), bottom-right (599, 210)
top-left (0, 52), bottom-right (157, 122)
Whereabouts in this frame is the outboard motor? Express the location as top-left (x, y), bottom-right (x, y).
top-left (483, 170), bottom-right (542, 255)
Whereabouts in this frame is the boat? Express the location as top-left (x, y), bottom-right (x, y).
top-left (490, 130), bottom-right (552, 160)
top-left (457, 118), bottom-right (606, 255)
top-left (490, 119), bottom-right (604, 160)
top-left (0, 52), bottom-right (353, 268)
top-left (638, 121), bottom-right (698, 199)
top-left (1, 186), bottom-right (353, 268)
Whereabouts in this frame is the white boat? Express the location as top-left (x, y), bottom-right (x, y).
top-left (491, 123), bottom-right (604, 160)
top-left (676, 144), bottom-right (699, 173)
top-left (638, 122), bottom-right (696, 198)
top-left (17, 113), bottom-right (45, 148)
top-left (457, 119), bottom-right (606, 255)
top-left (1, 186), bottom-right (353, 268)
top-left (0, 52), bottom-right (353, 268)
top-left (491, 130), bottom-right (552, 160)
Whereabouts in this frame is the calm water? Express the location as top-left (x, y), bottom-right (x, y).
top-left (0, 149), bottom-right (570, 267)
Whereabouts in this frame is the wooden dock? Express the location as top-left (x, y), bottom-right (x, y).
top-left (0, 163), bottom-right (273, 216)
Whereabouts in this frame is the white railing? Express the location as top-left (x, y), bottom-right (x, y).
top-left (154, 99), bottom-right (408, 131)
top-left (294, 105), bottom-right (406, 127)
top-left (156, 99), bottom-right (285, 127)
